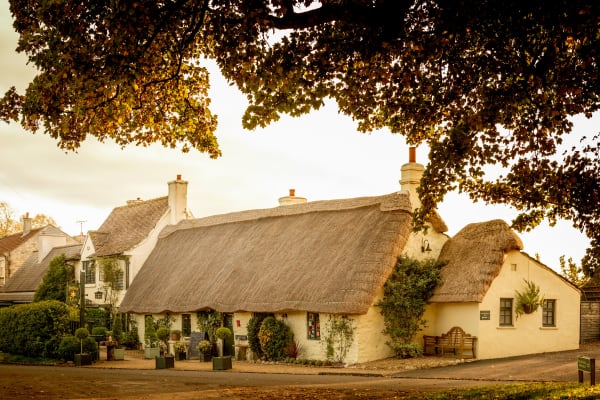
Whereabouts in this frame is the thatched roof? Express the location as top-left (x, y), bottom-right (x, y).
top-left (91, 197), bottom-right (168, 257)
top-left (119, 192), bottom-right (413, 314)
top-left (429, 219), bottom-right (523, 303)
top-left (0, 243), bottom-right (82, 303)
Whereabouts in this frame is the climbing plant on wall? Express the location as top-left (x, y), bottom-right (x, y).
top-left (377, 255), bottom-right (444, 358)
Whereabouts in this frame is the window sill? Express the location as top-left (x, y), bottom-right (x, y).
top-left (540, 326), bottom-right (557, 330)
top-left (497, 326), bottom-right (515, 329)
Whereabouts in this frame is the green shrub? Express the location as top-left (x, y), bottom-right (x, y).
top-left (215, 327), bottom-right (232, 340)
top-left (122, 321), bottom-right (140, 350)
top-left (91, 326), bottom-right (107, 338)
top-left (0, 300), bottom-right (70, 357)
top-left (58, 335), bottom-right (79, 361)
top-left (247, 313), bottom-right (271, 357)
top-left (258, 317), bottom-right (293, 361)
top-left (85, 308), bottom-right (109, 328)
top-left (392, 343), bottom-right (423, 359)
top-left (112, 313), bottom-right (123, 343)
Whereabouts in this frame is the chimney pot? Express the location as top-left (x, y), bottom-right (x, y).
top-left (289, 189), bottom-right (295, 197)
top-left (409, 147), bottom-right (416, 163)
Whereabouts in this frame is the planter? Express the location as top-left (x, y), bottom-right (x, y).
top-left (144, 347), bottom-right (161, 359)
top-left (155, 355), bottom-right (175, 369)
top-left (170, 332), bottom-right (181, 341)
top-left (199, 353), bottom-right (212, 362)
top-left (522, 304), bottom-right (534, 314)
top-left (75, 353), bottom-right (92, 366)
top-left (175, 352), bottom-right (186, 361)
top-left (114, 348), bottom-right (125, 360)
top-left (212, 356), bottom-right (232, 370)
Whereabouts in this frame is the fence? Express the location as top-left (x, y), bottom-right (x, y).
top-left (581, 301), bottom-right (600, 343)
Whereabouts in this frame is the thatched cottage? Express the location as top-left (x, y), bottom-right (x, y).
top-left (118, 152), bottom-right (581, 363)
top-left (423, 219), bottom-right (581, 359)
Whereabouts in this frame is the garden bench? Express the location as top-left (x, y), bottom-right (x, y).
top-left (423, 326), bottom-right (477, 358)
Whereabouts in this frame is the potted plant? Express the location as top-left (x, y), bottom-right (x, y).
top-left (155, 327), bottom-right (174, 369)
top-left (170, 329), bottom-right (182, 341)
top-left (112, 313), bottom-right (125, 360)
top-left (515, 279), bottom-right (544, 318)
top-left (197, 340), bottom-right (213, 362)
top-left (174, 341), bottom-right (187, 360)
top-left (74, 328), bottom-right (92, 366)
top-left (143, 316), bottom-right (160, 359)
top-left (215, 327), bottom-right (232, 357)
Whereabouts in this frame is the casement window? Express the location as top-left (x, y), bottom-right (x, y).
top-left (83, 260), bottom-right (96, 284)
top-left (307, 312), bottom-right (320, 340)
top-left (182, 314), bottom-right (192, 337)
top-left (499, 298), bottom-right (513, 326)
top-left (543, 299), bottom-right (556, 327)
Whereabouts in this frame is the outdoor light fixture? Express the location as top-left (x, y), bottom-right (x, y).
top-left (421, 239), bottom-right (432, 253)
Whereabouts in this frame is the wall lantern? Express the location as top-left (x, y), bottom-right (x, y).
top-left (421, 239), bottom-right (432, 253)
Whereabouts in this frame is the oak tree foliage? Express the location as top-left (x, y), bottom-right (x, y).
top-left (1, 1), bottom-right (599, 271)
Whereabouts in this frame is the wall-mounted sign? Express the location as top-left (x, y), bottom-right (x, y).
top-left (480, 310), bottom-right (491, 320)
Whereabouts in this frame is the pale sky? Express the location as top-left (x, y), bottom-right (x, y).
top-left (0, 0), bottom-right (594, 271)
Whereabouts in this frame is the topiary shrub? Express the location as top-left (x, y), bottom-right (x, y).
top-left (258, 317), bottom-right (293, 361)
top-left (156, 327), bottom-right (170, 354)
top-left (75, 328), bottom-right (89, 354)
top-left (215, 327), bottom-right (232, 340)
top-left (112, 313), bottom-right (123, 344)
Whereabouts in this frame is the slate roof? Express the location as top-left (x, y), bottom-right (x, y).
top-left (90, 197), bottom-right (169, 257)
top-left (0, 227), bottom-right (43, 254)
top-left (0, 243), bottom-right (82, 303)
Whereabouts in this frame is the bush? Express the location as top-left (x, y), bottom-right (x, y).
top-left (247, 314), bottom-right (271, 358)
top-left (91, 326), bottom-right (107, 338)
top-left (122, 323), bottom-right (140, 350)
top-left (85, 308), bottom-right (109, 329)
top-left (0, 300), bottom-right (70, 357)
top-left (392, 343), bottom-right (423, 359)
top-left (258, 317), bottom-right (293, 361)
top-left (58, 335), bottom-right (79, 361)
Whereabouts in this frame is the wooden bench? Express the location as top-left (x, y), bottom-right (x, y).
top-left (423, 326), bottom-right (477, 358)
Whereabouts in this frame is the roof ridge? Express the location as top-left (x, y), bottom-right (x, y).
top-left (159, 192), bottom-right (411, 239)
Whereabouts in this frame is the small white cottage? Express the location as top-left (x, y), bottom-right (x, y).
top-left (423, 219), bottom-right (581, 359)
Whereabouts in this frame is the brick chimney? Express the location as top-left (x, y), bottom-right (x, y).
top-left (168, 174), bottom-right (189, 224)
top-left (399, 147), bottom-right (424, 209)
top-left (278, 189), bottom-right (307, 206)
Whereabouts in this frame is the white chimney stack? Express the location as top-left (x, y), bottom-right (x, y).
top-left (168, 174), bottom-right (189, 224)
top-left (399, 147), bottom-right (424, 210)
top-left (278, 189), bottom-right (307, 206)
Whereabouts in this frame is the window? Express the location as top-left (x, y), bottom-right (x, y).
top-left (543, 299), bottom-right (556, 327)
top-left (94, 291), bottom-right (103, 300)
top-left (83, 260), bottom-right (96, 284)
top-left (499, 298), bottom-right (513, 326)
top-left (307, 312), bottom-right (320, 340)
top-left (182, 314), bottom-right (192, 337)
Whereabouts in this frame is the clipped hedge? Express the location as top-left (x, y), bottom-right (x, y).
top-left (0, 300), bottom-right (70, 358)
